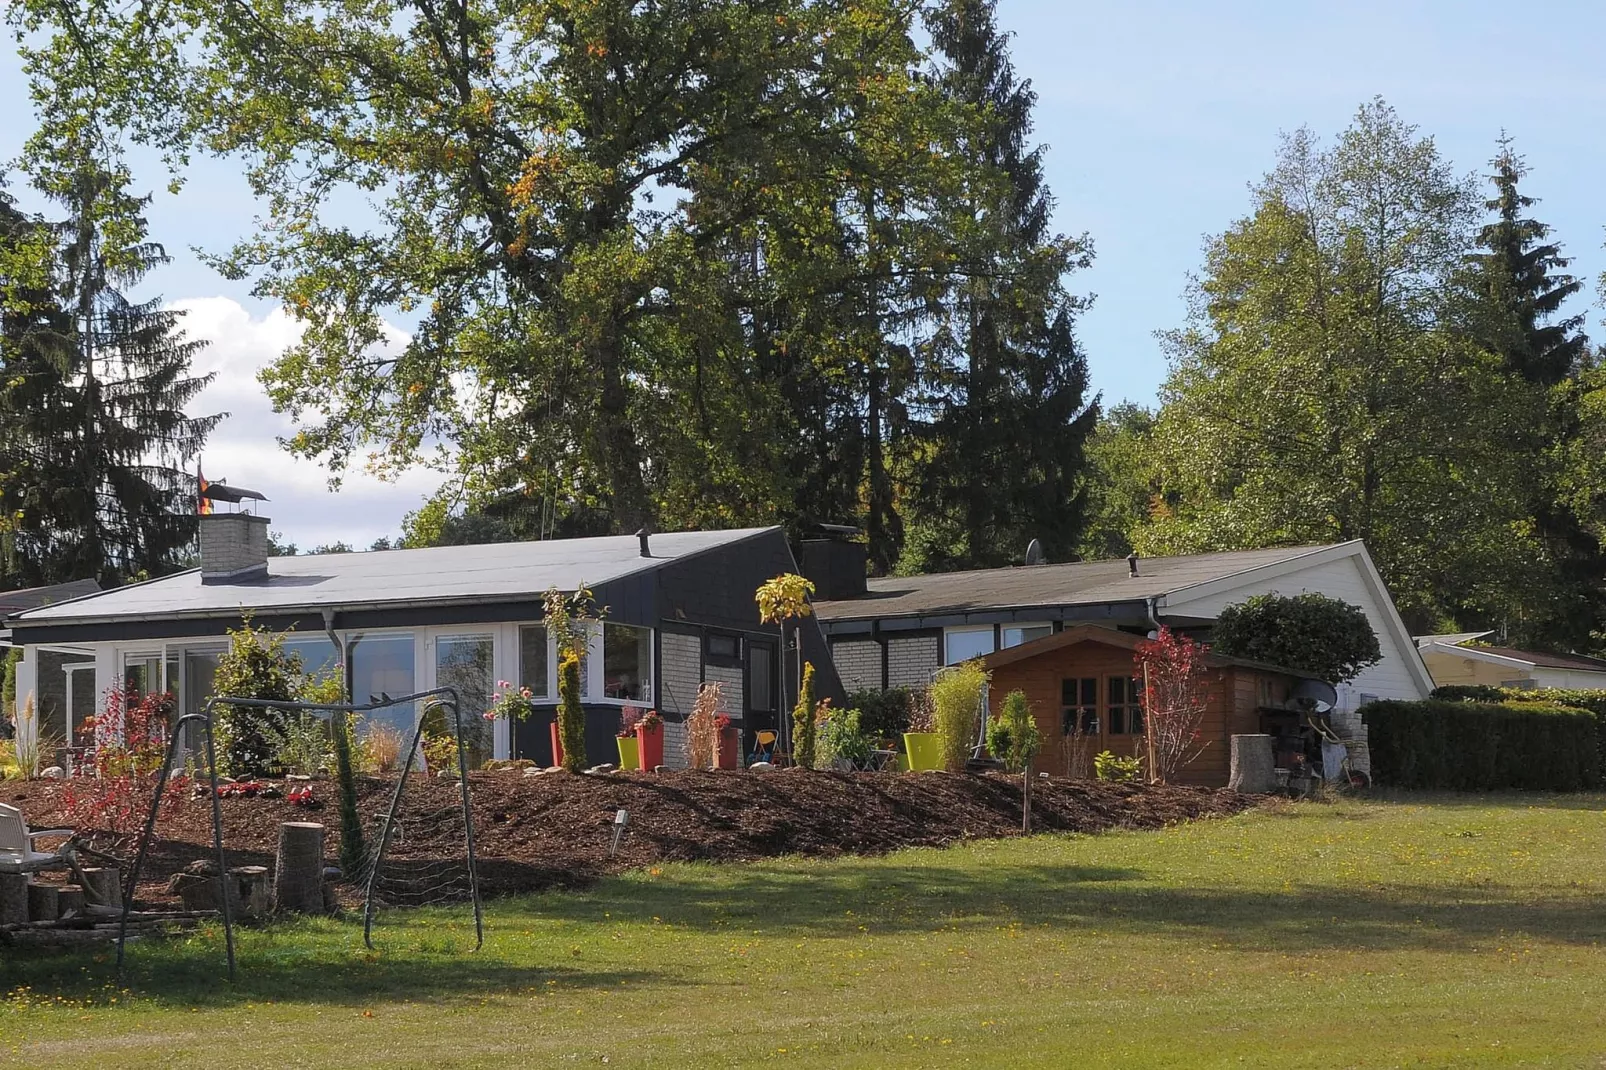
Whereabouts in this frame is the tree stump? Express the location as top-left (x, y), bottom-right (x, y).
top-left (0, 873), bottom-right (29, 924)
top-left (80, 867), bottom-right (122, 909)
top-left (231, 866), bottom-right (271, 918)
top-left (26, 881), bottom-right (59, 921)
top-left (55, 885), bottom-right (86, 918)
top-left (1227, 734), bottom-right (1276, 793)
top-left (273, 822), bottom-right (327, 914)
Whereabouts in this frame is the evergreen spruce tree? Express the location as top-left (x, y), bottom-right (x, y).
top-left (911, 0), bottom-right (1097, 571)
top-left (1464, 142), bottom-right (1602, 650)
top-left (3, 170), bottom-right (219, 587)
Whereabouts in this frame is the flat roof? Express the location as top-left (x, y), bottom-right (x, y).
top-left (814, 544), bottom-right (1344, 621)
top-left (0, 579), bottom-right (101, 617)
top-left (13, 528), bottom-right (776, 627)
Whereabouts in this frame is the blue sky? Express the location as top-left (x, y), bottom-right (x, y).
top-left (4, 0), bottom-right (1605, 546)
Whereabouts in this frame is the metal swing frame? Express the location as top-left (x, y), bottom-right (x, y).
top-left (117, 687), bottom-right (484, 980)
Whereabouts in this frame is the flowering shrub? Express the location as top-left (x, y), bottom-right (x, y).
top-left (1134, 626), bottom-right (1213, 784)
top-left (484, 680), bottom-right (536, 723)
top-left (63, 688), bottom-right (184, 836)
top-left (636, 710), bottom-right (663, 731)
top-left (618, 705), bottom-right (645, 739)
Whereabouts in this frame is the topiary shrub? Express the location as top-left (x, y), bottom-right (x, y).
top-left (791, 662), bottom-right (817, 769)
top-left (1213, 592), bottom-right (1381, 684)
top-left (1361, 698), bottom-right (1598, 791)
top-left (986, 690), bottom-right (1041, 774)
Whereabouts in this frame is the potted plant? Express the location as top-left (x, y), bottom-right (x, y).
top-left (617, 707), bottom-right (644, 770)
top-left (714, 714), bottom-right (739, 769)
top-left (635, 710), bottom-right (664, 770)
top-left (901, 691), bottom-right (942, 772)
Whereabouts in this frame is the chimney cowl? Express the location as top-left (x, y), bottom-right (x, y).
top-left (199, 512), bottom-right (272, 585)
top-left (1127, 552), bottom-right (1140, 578)
top-left (635, 526), bottom-right (652, 558)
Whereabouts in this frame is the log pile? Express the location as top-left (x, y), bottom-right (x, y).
top-left (0, 903), bottom-right (219, 948)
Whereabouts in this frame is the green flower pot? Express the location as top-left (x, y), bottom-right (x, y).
top-left (902, 732), bottom-right (943, 772)
top-left (616, 736), bottom-right (640, 771)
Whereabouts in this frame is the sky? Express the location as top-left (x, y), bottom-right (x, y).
top-left (4, 0), bottom-right (1605, 549)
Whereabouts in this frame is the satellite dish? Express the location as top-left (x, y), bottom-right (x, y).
top-left (1024, 538), bottom-right (1045, 566)
top-left (1292, 678), bottom-right (1338, 711)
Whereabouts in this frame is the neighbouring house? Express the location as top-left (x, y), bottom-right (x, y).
top-left (980, 625), bottom-right (1331, 786)
top-left (815, 540), bottom-right (1433, 766)
top-left (1, 579), bottom-right (101, 742)
top-left (1415, 632), bottom-right (1606, 691)
top-left (4, 513), bottom-right (840, 768)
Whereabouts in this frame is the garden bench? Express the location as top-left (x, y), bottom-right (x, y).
top-left (0, 803), bottom-right (73, 875)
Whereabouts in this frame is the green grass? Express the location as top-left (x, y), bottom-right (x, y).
top-left (5, 793), bottom-right (1606, 1068)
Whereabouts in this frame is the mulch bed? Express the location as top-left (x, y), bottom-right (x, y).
top-left (5, 770), bottom-right (1257, 905)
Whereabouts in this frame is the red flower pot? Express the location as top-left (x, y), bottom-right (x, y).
top-left (549, 722), bottom-right (564, 768)
top-left (636, 722), bottom-right (664, 770)
top-left (716, 727), bottom-right (740, 769)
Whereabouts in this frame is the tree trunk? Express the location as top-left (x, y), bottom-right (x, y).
top-left (0, 873), bottom-right (28, 924)
top-left (27, 880), bottom-right (59, 922)
top-left (273, 821), bottom-right (327, 914)
top-left (1227, 734), bottom-right (1276, 793)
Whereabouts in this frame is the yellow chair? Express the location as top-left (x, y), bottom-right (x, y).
top-left (751, 730), bottom-right (778, 764)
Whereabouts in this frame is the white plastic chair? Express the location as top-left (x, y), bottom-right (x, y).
top-left (0, 802), bottom-right (73, 875)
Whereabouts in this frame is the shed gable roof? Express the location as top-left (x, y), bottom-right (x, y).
top-left (978, 624), bottom-right (1314, 679)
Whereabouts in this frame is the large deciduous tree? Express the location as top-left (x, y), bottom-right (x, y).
top-left (1139, 99), bottom-right (1538, 631)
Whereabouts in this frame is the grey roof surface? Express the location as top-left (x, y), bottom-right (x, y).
top-left (14, 528), bottom-right (776, 626)
top-left (0, 579), bottom-right (101, 617)
top-left (814, 544), bottom-right (1346, 621)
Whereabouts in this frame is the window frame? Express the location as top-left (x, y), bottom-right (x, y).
top-left (1001, 622), bottom-right (1053, 650)
top-left (943, 625), bottom-right (996, 665)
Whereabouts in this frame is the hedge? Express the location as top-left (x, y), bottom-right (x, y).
top-left (1430, 685), bottom-right (1606, 779)
top-left (1362, 699), bottom-right (1600, 791)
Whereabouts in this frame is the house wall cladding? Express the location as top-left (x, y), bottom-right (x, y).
top-left (886, 634), bottom-right (941, 688)
top-left (658, 632), bottom-right (702, 716)
top-left (1163, 554), bottom-right (1425, 707)
top-left (831, 639), bottom-right (882, 691)
top-left (704, 663), bottom-right (744, 719)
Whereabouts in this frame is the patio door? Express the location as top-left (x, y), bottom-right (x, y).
top-left (433, 634), bottom-right (495, 769)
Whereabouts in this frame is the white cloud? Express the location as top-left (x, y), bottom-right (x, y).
top-left (172, 296), bottom-right (448, 549)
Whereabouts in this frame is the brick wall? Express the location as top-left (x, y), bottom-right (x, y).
top-left (831, 639), bottom-right (882, 692)
top-left (658, 632), bottom-right (701, 716)
top-left (887, 634), bottom-right (940, 688)
top-left (704, 663), bottom-right (744, 719)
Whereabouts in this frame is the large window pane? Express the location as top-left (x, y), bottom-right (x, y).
top-left (350, 633), bottom-right (415, 742)
top-left (602, 623), bottom-right (652, 702)
top-left (1002, 624), bottom-right (1052, 649)
top-left (283, 636), bottom-right (340, 683)
top-left (519, 624), bottom-right (549, 699)
top-left (436, 635), bottom-right (494, 769)
top-left (748, 641), bottom-right (775, 713)
top-left (944, 627), bottom-right (994, 665)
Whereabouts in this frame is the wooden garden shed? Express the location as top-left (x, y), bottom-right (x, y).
top-left (980, 625), bottom-right (1320, 787)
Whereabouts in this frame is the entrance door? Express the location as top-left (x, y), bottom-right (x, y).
top-left (1059, 674), bottom-right (1146, 778)
top-left (746, 639), bottom-right (777, 761)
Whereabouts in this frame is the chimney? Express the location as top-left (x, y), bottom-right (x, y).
top-left (635, 526), bottom-right (652, 558)
top-left (800, 537), bottom-right (868, 601)
top-left (199, 513), bottom-right (272, 584)
top-left (1127, 552), bottom-right (1140, 578)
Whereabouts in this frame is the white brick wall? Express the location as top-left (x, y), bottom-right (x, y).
top-left (887, 634), bottom-right (940, 688)
top-left (831, 639), bottom-right (882, 691)
top-left (658, 633), bottom-right (701, 716)
top-left (705, 663), bottom-right (744, 718)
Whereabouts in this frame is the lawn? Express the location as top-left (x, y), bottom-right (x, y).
top-left (4, 793), bottom-right (1606, 1068)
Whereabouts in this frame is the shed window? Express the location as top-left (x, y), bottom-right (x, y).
top-left (1109, 675), bottom-right (1143, 735)
top-left (1061, 677), bottom-right (1097, 735)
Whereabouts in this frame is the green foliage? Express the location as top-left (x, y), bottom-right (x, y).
top-left (299, 666), bottom-right (364, 877)
top-left (1077, 403), bottom-right (1158, 560)
top-left (930, 660), bottom-right (988, 772)
top-left (1212, 593), bottom-right (1382, 684)
top-left (791, 662), bottom-right (818, 771)
top-left (1361, 699), bottom-right (1599, 791)
top-left (258, 712), bottom-right (334, 778)
top-left (1431, 686), bottom-right (1606, 783)
top-left (1, 646), bottom-right (19, 717)
top-left (986, 690), bottom-right (1041, 774)
top-left (211, 620), bottom-right (298, 778)
top-left (847, 688), bottom-right (916, 742)
top-left (1093, 750), bottom-right (1141, 783)
top-left (557, 654), bottom-right (586, 774)
top-left (817, 708), bottom-right (873, 770)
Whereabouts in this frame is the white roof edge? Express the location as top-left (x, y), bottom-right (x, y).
top-left (1417, 642), bottom-right (1536, 670)
top-left (1155, 541), bottom-right (1357, 604)
top-left (10, 569), bottom-right (200, 621)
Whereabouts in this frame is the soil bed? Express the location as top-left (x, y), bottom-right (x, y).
top-left (6, 770), bottom-right (1256, 905)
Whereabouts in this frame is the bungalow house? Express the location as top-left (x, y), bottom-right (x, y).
top-left (1415, 632), bottom-right (1606, 691)
top-left (1, 579), bottom-right (101, 741)
top-left (814, 540), bottom-right (1434, 770)
top-left (4, 513), bottom-right (840, 767)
